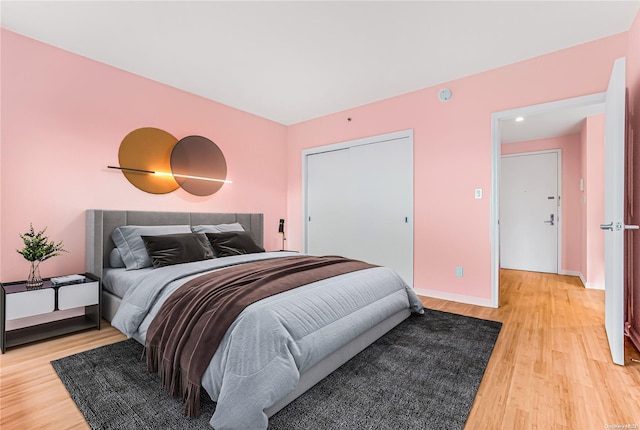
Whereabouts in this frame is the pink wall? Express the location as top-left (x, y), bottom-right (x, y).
top-left (0, 30), bottom-right (288, 282)
top-left (580, 115), bottom-right (605, 290)
top-left (0, 30), bottom-right (4, 281)
top-left (626, 9), bottom-right (640, 351)
top-left (2, 12), bottom-right (638, 311)
top-left (501, 135), bottom-right (582, 275)
top-left (286, 33), bottom-right (628, 304)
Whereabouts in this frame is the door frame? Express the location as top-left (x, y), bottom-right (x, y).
top-left (301, 129), bottom-right (414, 254)
top-left (500, 149), bottom-right (563, 274)
top-left (491, 93), bottom-right (605, 308)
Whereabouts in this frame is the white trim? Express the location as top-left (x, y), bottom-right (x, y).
top-left (301, 129), bottom-right (414, 254)
top-left (491, 92), bottom-right (606, 309)
top-left (558, 269), bottom-right (583, 278)
top-left (578, 272), bottom-right (587, 287)
top-left (414, 288), bottom-right (494, 308)
top-left (302, 129), bottom-right (412, 155)
top-left (568, 265), bottom-right (601, 288)
top-left (501, 149), bottom-right (563, 274)
top-left (491, 114), bottom-right (501, 309)
top-left (560, 270), bottom-right (597, 288)
top-left (585, 281), bottom-right (605, 290)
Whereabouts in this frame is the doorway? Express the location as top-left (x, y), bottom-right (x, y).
top-left (491, 92), bottom-right (606, 307)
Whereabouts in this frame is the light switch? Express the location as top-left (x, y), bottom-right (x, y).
top-left (475, 188), bottom-right (483, 199)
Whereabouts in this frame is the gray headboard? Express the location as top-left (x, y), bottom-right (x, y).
top-left (85, 210), bottom-right (264, 278)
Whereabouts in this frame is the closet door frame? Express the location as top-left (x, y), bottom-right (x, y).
top-left (302, 129), bottom-right (414, 283)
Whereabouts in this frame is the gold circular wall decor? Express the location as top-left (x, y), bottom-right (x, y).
top-left (170, 135), bottom-right (228, 196)
top-left (118, 127), bottom-right (179, 194)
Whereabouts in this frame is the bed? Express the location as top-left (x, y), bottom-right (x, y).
top-left (86, 209), bottom-right (423, 429)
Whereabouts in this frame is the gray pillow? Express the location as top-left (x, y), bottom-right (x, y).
top-left (190, 223), bottom-right (245, 234)
top-left (109, 248), bottom-right (126, 268)
top-left (111, 225), bottom-right (191, 270)
top-left (141, 233), bottom-right (214, 268)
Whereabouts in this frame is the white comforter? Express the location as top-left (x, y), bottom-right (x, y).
top-left (111, 252), bottom-right (423, 429)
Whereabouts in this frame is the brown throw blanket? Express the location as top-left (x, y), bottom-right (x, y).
top-left (145, 255), bottom-right (376, 418)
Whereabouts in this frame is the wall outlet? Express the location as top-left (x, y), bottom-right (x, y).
top-left (456, 266), bottom-right (463, 277)
top-left (475, 188), bottom-right (482, 199)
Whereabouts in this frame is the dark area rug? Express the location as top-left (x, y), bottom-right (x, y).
top-left (52, 309), bottom-right (501, 430)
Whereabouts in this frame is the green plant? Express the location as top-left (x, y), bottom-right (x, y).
top-left (16, 224), bottom-right (67, 262)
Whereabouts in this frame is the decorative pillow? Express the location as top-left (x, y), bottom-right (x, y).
top-left (190, 223), bottom-right (245, 234)
top-left (111, 225), bottom-right (192, 270)
top-left (109, 248), bottom-right (126, 268)
top-left (205, 231), bottom-right (265, 257)
top-left (141, 233), bottom-right (214, 268)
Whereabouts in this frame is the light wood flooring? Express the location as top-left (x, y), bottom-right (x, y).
top-left (1, 270), bottom-right (639, 429)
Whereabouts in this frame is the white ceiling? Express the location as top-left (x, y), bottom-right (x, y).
top-left (2, 1), bottom-right (639, 135)
top-left (500, 102), bottom-right (606, 144)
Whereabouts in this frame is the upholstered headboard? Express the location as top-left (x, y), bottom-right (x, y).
top-left (85, 210), bottom-right (264, 278)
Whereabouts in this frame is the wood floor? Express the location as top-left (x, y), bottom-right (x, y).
top-left (1, 270), bottom-right (639, 429)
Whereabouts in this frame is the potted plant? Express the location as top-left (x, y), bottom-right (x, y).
top-left (16, 224), bottom-right (67, 288)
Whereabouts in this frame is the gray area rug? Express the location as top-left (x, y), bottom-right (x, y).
top-left (52, 309), bottom-right (501, 429)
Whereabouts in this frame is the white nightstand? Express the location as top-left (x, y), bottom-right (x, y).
top-left (0, 273), bottom-right (101, 353)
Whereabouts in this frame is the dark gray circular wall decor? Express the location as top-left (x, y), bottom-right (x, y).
top-left (170, 135), bottom-right (228, 196)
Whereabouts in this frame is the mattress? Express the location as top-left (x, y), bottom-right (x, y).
top-left (102, 267), bottom-right (153, 298)
top-left (110, 252), bottom-right (423, 429)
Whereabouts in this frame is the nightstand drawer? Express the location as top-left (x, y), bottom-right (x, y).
top-left (6, 288), bottom-right (55, 320)
top-left (58, 281), bottom-right (99, 310)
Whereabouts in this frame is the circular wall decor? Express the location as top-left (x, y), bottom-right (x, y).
top-left (112, 128), bottom-right (229, 197)
top-left (171, 135), bottom-right (228, 196)
top-left (118, 127), bottom-right (179, 194)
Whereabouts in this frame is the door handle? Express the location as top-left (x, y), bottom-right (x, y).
top-left (544, 214), bottom-right (555, 226)
top-left (600, 223), bottom-right (639, 231)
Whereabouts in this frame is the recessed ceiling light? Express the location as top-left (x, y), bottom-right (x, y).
top-left (515, 117), bottom-right (524, 122)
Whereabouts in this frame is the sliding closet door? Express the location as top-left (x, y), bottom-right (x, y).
top-left (305, 132), bottom-right (413, 286)
top-left (349, 139), bottom-right (413, 286)
top-left (306, 149), bottom-right (352, 257)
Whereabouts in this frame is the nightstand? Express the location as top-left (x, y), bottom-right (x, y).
top-left (0, 273), bottom-right (101, 353)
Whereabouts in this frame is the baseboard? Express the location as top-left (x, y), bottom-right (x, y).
top-left (554, 270), bottom-right (605, 289)
top-left (585, 282), bottom-right (604, 290)
top-left (558, 270), bottom-right (582, 278)
top-left (579, 273), bottom-right (587, 287)
top-left (414, 288), bottom-right (494, 308)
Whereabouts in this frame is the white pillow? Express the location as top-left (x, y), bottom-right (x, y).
top-left (111, 225), bottom-right (191, 270)
top-left (190, 223), bottom-right (245, 234)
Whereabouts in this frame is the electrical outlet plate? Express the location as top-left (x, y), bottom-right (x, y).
top-left (475, 188), bottom-right (482, 199)
top-left (456, 266), bottom-right (463, 277)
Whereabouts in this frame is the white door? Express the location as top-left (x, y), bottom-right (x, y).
top-left (305, 134), bottom-right (414, 286)
top-left (306, 149), bottom-right (351, 257)
top-left (601, 57), bottom-right (629, 366)
top-left (500, 151), bottom-right (559, 273)
top-left (349, 140), bottom-right (413, 286)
